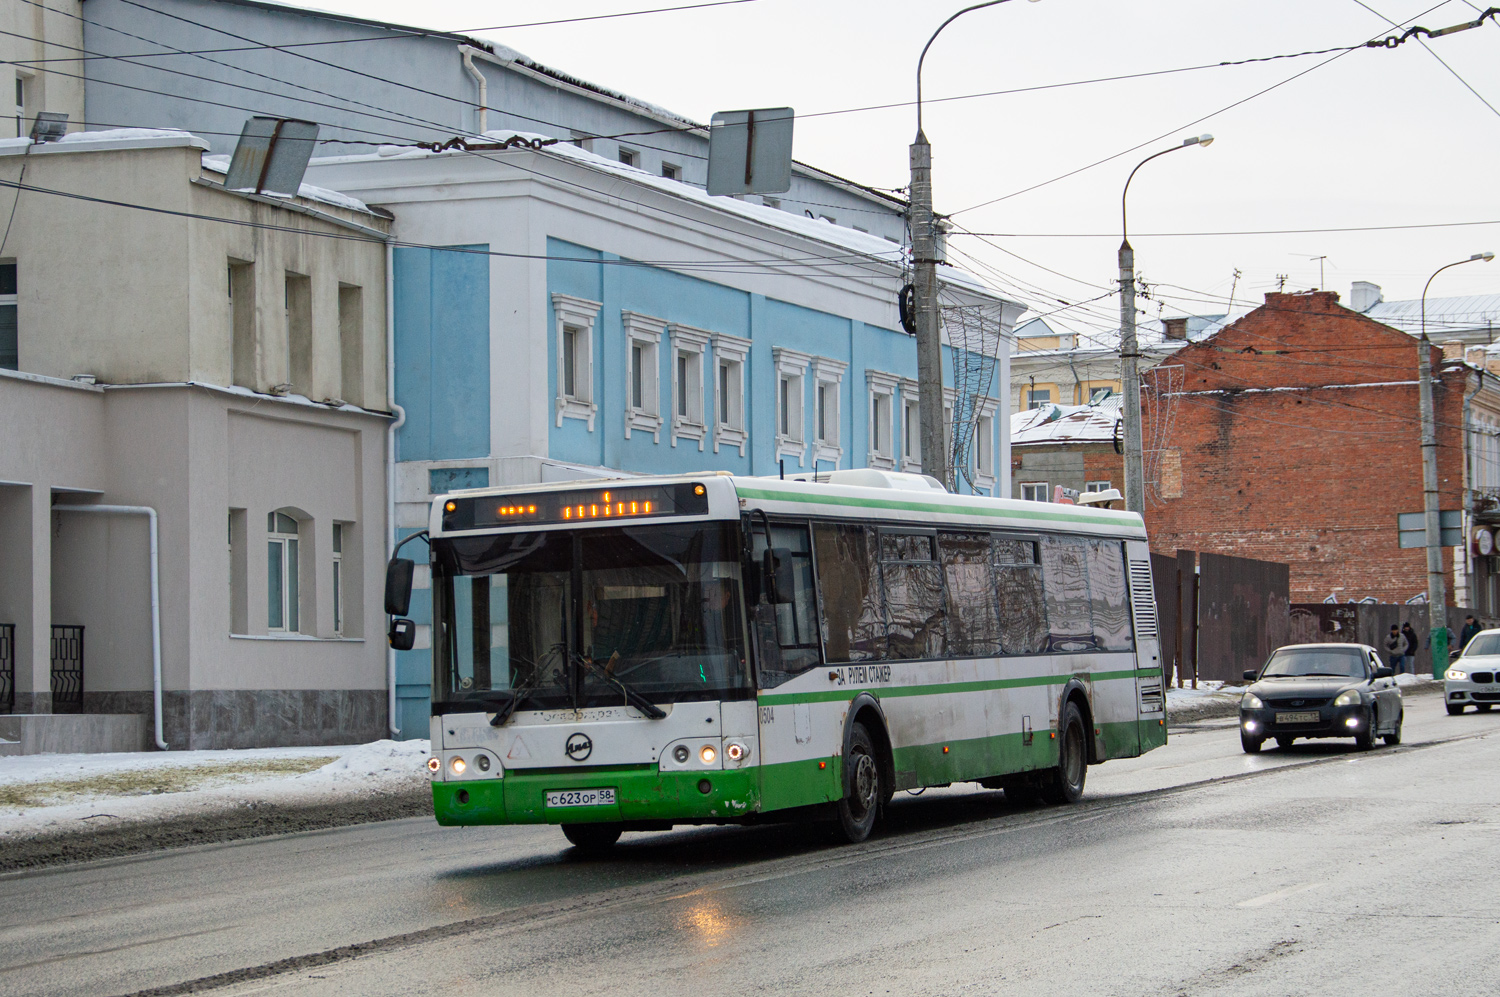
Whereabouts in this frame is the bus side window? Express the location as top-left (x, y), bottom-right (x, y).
top-left (813, 522), bottom-right (884, 662)
top-left (993, 538), bottom-right (1048, 654)
top-left (938, 532), bottom-right (1001, 657)
top-left (879, 531), bottom-right (948, 660)
top-left (750, 523), bottom-right (820, 686)
top-left (1038, 535), bottom-right (1099, 653)
top-left (1085, 539), bottom-right (1133, 650)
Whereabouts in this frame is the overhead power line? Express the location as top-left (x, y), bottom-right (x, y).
top-left (953, 217), bottom-right (1500, 238)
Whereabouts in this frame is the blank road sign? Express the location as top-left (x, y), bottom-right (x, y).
top-left (707, 108), bottom-right (793, 197)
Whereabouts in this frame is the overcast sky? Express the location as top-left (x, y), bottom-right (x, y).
top-left (309, 0), bottom-right (1500, 331)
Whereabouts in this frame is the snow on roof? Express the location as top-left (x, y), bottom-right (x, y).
top-left (0, 128), bottom-right (211, 157)
top-left (1011, 396), bottom-right (1122, 446)
top-left (317, 130), bottom-right (1002, 301)
top-left (200, 154), bottom-right (378, 217)
top-left (1363, 293), bottom-right (1500, 337)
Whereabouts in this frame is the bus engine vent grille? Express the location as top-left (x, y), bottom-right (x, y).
top-left (1128, 559), bottom-right (1158, 639)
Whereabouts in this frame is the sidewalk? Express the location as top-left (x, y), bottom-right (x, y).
top-left (1167, 673), bottom-right (1441, 723)
top-left (0, 739), bottom-right (432, 872)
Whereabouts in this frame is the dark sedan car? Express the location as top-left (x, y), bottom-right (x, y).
top-left (1239, 643), bottom-right (1404, 753)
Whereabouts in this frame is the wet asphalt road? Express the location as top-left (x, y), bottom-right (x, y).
top-left (2, 693), bottom-right (1498, 997)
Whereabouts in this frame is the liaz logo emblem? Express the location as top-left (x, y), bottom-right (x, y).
top-left (565, 732), bottom-right (593, 762)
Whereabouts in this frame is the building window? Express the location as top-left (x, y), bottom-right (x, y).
top-left (338, 284), bottom-right (364, 406)
top-left (1026, 387), bottom-right (1052, 409)
top-left (332, 523), bottom-right (344, 636)
top-left (975, 411), bottom-right (996, 483)
top-left (710, 331), bottom-right (749, 456)
top-left (661, 162), bottom-right (680, 181)
top-left (284, 273), bottom-right (312, 397)
top-left (228, 260), bottom-right (254, 389)
top-left (1021, 482), bottom-right (1049, 502)
top-left (618, 147), bottom-right (637, 167)
top-left (0, 261), bottom-right (16, 370)
top-left (228, 508), bottom-right (248, 634)
top-left (1087, 386), bottom-right (1113, 403)
top-left (13, 76), bottom-right (24, 137)
top-left (773, 347), bottom-right (811, 464)
top-left (623, 310), bottom-right (666, 441)
top-left (551, 293), bottom-right (602, 430)
top-left (668, 323), bottom-right (710, 450)
top-left (1085, 480), bottom-right (1112, 493)
top-left (866, 370), bottom-right (898, 470)
top-left (267, 511), bottom-right (300, 632)
top-left (810, 356), bottom-right (847, 466)
top-left (900, 380), bottom-right (921, 473)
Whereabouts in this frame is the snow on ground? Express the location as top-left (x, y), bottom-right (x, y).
top-left (0, 739), bottom-right (430, 839)
top-left (1166, 680), bottom-right (1246, 709)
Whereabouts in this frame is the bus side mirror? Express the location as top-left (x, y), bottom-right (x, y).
top-left (763, 548), bottom-right (795, 604)
top-left (388, 618), bottom-right (416, 651)
top-left (385, 557), bottom-right (415, 616)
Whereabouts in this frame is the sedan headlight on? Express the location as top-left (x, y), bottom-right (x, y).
top-left (1333, 690), bottom-right (1362, 707)
top-left (1446, 668), bottom-right (1469, 681)
top-left (1241, 692), bottom-right (1264, 710)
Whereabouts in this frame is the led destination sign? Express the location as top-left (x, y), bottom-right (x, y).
top-left (441, 482), bottom-right (709, 531)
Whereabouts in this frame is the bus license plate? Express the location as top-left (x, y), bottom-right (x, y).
top-left (546, 788), bottom-right (617, 808)
top-left (1276, 711), bottom-right (1320, 724)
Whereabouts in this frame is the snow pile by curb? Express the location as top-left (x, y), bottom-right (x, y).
top-left (0, 739), bottom-right (431, 841)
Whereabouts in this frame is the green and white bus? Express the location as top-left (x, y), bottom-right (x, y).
top-left (385, 469), bottom-right (1166, 849)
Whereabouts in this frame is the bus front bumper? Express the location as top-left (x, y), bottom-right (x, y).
top-left (433, 765), bottom-right (761, 826)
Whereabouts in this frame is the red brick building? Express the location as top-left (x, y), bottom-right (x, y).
top-left (1144, 291), bottom-right (1500, 609)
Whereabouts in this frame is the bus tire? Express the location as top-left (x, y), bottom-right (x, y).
top-left (1041, 701), bottom-right (1087, 805)
top-left (835, 722), bottom-right (883, 843)
top-left (562, 823), bottom-right (622, 852)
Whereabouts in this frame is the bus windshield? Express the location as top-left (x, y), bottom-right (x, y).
top-left (431, 522), bottom-right (750, 712)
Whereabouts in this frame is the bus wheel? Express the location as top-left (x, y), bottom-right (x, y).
top-left (562, 823), bottom-right (622, 852)
top-left (836, 722), bottom-right (882, 843)
top-left (1041, 702), bottom-right (1087, 805)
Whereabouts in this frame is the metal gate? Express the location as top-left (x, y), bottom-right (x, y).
top-left (50, 625), bottom-right (84, 713)
top-left (0, 623), bottom-right (13, 713)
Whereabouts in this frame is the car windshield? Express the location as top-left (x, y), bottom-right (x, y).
top-left (431, 522), bottom-right (751, 712)
top-left (1260, 648), bottom-right (1368, 679)
top-left (1463, 633), bottom-right (1500, 657)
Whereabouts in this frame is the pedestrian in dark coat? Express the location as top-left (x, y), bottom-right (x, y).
top-left (1401, 622), bottom-right (1420, 674)
top-left (1460, 615), bottom-right (1481, 652)
top-left (1384, 625), bottom-right (1403, 670)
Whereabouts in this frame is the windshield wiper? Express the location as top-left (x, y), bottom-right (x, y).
top-left (573, 651), bottom-right (667, 719)
top-left (483, 645), bottom-right (563, 727)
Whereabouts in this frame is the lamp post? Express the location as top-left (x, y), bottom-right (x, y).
top-left (911, 0), bottom-right (1035, 489)
top-left (1419, 251), bottom-right (1495, 676)
top-left (1118, 135), bottom-right (1212, 514)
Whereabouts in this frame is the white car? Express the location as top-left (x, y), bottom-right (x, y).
top-left (1445, 627), bottom-right (1500, 715)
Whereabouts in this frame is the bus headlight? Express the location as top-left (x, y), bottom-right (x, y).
top-left (450, 756), bottom-right (467, 776)
top-left (673, 745), bottom-right (691, 763)
top-left (427, 757), bottom-right (440, 773)
top-left (699, 745), bottom-right (717, 765)
top-left (725, 740), bottom-right (748, 762)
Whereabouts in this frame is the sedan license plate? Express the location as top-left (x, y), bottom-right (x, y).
top-left (546, 788), bottom-right (617, 808)
top-left (1276, 711), bottom-right (1320, 724)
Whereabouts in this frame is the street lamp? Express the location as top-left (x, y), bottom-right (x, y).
top-left (910, 0), bottom-right (1038, 489)
top-left (1418, 251), bottom-right (1495, 675)
top-left (1118, 134), bottom-right (1213, 515)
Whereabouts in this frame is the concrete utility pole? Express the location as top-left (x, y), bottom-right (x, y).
top-left (1420, 252), bottom-right (1494, 676)
top-left (1118, 136), bottom-right (1212, 513)
top-left (911, 1), bottom-right (1031, 489)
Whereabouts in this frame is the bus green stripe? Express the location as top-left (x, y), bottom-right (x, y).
top-left (757, 667), bottom-right (1160, 706)
top-left (733, 484), bottom-right (1145, 530)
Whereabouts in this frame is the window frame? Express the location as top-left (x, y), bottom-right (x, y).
top-left (668, 322), bottom-right (710, 451)
top-left (1085, 480), bottom-right (1112, 493)
top-left (622, 310), bottom-right (666, 441)
top-left (973, 396), bottom-right (998, 489)
top-left (866, 369), bottom-right (899, 469)
top-left (267, 511), bottom-right (301, 633)
top-left (810, 356), bottom-right (848, 466)
top-left (331, 522), bottom-right (344, 637)
top-left (711, 331), bottom-right (750, 456)
top-left (1026, 387), bottom-right (1053, 409)
top-left (0, 260), bottom-right (15, 371)
top-left (660, 162), bottom-right (681, 181)
top-left (773, 346), bottom-right (811, 465)
top-left (900, 379), bottom-right (922, 473)
top-left (1021, 482), bottom-right (1049, 502)
top-left (551, 293), bottom-right (602, 430)
top-left (617, 146), bottom-right (637, 167)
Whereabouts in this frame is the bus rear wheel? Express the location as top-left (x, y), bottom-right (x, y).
top-left (1041, 701), bottom-right (1087, 805)
top-left (562, 822), bottom-right (622, 852)
top-left (835, 722), bottom-right (883, 844)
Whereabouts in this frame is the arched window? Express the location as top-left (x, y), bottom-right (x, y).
top-left (268, 510), bottom-right (300, 632)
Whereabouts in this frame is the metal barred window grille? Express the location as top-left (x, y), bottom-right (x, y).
top-left (50, 625), bottom-right (83, 713)
top-left (0, 622), bottom-right (14, 713)
top-left (1128, 560), bottom-right (1158, 639)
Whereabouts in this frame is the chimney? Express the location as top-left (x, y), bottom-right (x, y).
top-left (1350, 281), bottom-right (1383, 312)
top-left (1442, 341), bottom-right (1466, 361)
top-left (1163, 317), bottom-right (1188, 341)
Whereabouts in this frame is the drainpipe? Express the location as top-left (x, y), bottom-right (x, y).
top-left (460, 46), bottom-right (488, 135)
top-left (52, 504), bottom-right (166, 750)
top-left (1463, 366), bottom-right (1486, 613)
top-left (386, 240), bottom-right (404, 738)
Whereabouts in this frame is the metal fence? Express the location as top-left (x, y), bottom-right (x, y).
top-left (1196, 553), bottom-right (1290, 683)
top-left (50, 625), bottom-right (83, 713)
top-left (1289, 603), bottom-right (1433, 674)
top-left (0, 623), bottom-right (13, 714)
